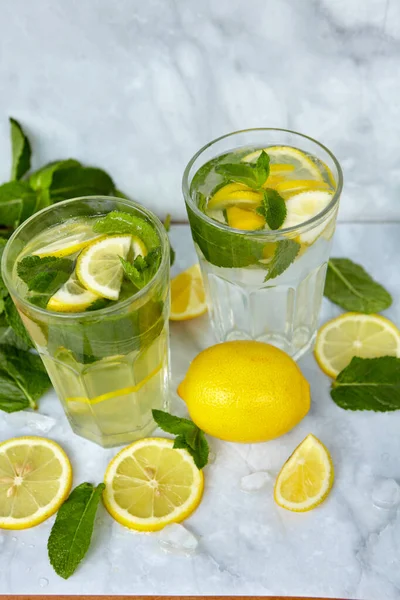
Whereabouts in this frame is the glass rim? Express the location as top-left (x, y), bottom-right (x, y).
top-left (182, 127), bottom-right (343, 238)
top-left (1, 195), bottom-right (170, 320)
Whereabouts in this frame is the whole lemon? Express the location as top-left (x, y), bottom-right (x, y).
top-left (178, 341), bottom-right (310, 443)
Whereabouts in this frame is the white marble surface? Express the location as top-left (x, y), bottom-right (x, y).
top-left (0, 224), bottom-right (400, 599)
top-left (1, 0), bottom-right (399, 221)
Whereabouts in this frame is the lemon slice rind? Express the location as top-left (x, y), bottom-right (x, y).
top-left (170, 264), bottom-right (207, 321)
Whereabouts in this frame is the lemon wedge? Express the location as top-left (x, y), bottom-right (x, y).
top-left (315, 313), bottom-right (400, 378)
top-left (208, 183), bottom-right (262, 210)
top-left (284, 190), bottom-right (334, 243)
top-left (76, 235), bottom-right (132, 300)
top-left (170, 264), bottom-right (207, 321)
top-left (47, 271), bottom-right (100, 313)
top-left (274, 434), bottom-right (334, 512)
top-left (226, 206), bottom-right (265, 230)
top-left (242, 146), bottom-right (324, 181)
top-left (103, 437), bottom-right (204, 531)
top-left (0, 436), bottom-right (72, 529)
top-left (31, 219), bottom-right (101, 258)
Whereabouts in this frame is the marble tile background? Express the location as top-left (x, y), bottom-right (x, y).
top-left (0, 0), bottom-right (399, 221)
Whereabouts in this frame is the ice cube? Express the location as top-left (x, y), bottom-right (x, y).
top-left (240, 471), bottom-right (271, 492)
top-left (372, 478), bottom-right (400, 509)
top-left (5, 411), bottom-right (56, 433)
top-left (158, 523), bottom-right (198, 556)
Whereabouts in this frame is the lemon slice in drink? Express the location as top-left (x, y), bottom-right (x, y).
top-left (32, 219), bottom-right (101, 258)
top-left (208, 183), bottom-right (262, 210)
top-left (315, 313), bottom-right (400, 378)
top-left (170, 264), bottom-right (207, 321)
top-left (274, 434), bottom-right (334, 512)
top-left (242, 146), bottom-right (324, 181)
top-left (226, 206), bottom-right (265, 230)
top-left (47, 271), bottom-right (100, 313)
top-left (76, 235), bottom-right (132, 300)
top-left (103, 437), bottom-right (204, 532)
top-left (284, 190), bottom-right (334, 244)
top-left (0, 436), bottom-right (72, 529)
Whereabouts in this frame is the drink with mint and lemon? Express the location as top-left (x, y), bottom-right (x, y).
top-left (183, 129), bottom-right (343, 359)
top-left (1, 197), bottom-right (170, 447)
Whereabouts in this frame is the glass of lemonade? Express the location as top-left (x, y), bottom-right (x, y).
top-left (2, 196), bottom-right (170, 447)
top-left (183, 128), bottom-right (343, 359)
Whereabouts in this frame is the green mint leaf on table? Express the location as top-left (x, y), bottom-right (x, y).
top-left (215, 150), bottom-right (270, 189)
top-left (257, 188), bottom-right (286, 229)
top-left (324, 258), bottom-right (392, 313)
top-left (120, 247), bottom-right (162, 290)
top-left (48, 166), bottom-right (115, 202)
top-left (94, 211), bottom-right (160, 250)
top-left (4, 297), bottom-right (33, 348)
top-left (0, 181), bottom-right (38, 228)
top-left (0, 344), bottom-right (50, 412)
top-left (29, 159), bottom-right (81, 192)
top-left (9, 117), bottom-right (31, 180)
top-left (17, 255), bottom-right (74, 294)
top-left (152, 410), bottom-right (209, 470)
top-left (163, 213), bottom-right (176, 266)
top-left (264, 239), bottom-right (300, 281)
top-left (331, 356), bottom-right (400, 412)
top-left (48, 482), bottom-right (105, 580)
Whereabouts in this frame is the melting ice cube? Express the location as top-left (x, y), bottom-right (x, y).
top-left (5, 411), bottom-right (56, 433)
top-left (158, 523), bottom-right (198, 556)
top-left (240, 471), bottom-right (271, 492)
top-left (372, 478), bottom-right (400, 509)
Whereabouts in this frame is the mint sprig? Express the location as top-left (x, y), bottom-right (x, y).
top-left (17, 255), bottom-right (74, 294)
top-left (256, 188), bottom-right (287, 230)
top-left (163, 213), bottom-right (175, 266)
top-left (215, 150), bottom-right (270, 189)
top-left (10, 117), bottom-right (31, 181)
top-left (264, 239), bottom-right (300, 281)
top-left (120, 247), bottom-right (162, 290)
top-left (48, 482), bottom-right (105, 579)
top-left (331, 356), bottom-right (400, 411)
top-left (324, 258), bottom-right (392, 314)
top-left (152, 409), bottom-right (209, 469)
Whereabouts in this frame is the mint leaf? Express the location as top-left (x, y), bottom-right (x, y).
top-left (152, 409), bottom-right (209, 469)
top-left (4, 297), bottom-right (33, 348)
top-left (48, 482), bottom-right (105, 579)
top-left (120, 248), bottom-right (161, 290)
top-left (163, 214), bottom-right (175, 266)
top-left (94, 211), bottom-right (160, 250)
top-left (257, 188), bottom-right (286, 229)
top-left (48, 166), bottom-right (115, 202)
top-left (85, 297), bottom-right (112, 312)
top-left (0, 313), bottom-right (31, 350)
top-left (215, 150), bottom-right (270, 189)
top-left (255, 150), bottom-right (270, 185)
top-left (331, 356), bottom-right (400, 411)
top-left (0, 239), bottom-right (9, 298)
top-left (9, 118), bottom-right (31, 180)
top-left (324, 258), bottom-right (392, 314)
top-left (264, 239), bottom-right (300, 281)
top-left (29, 159), bottom-right (81, 192)
top-left (17, 255), bottom-right (74, 294)
top-left (0, 344), bottom-right (50, 412)
top-left (0, 181), bottom-right (37, 228)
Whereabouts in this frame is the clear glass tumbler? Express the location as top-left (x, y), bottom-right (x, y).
top-left (183, 128), bottom-right (343, 360)
top-left (2, 196), bottom-right (170, 447)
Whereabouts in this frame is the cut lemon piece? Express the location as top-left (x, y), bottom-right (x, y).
top-left (208, 183), bottom-right (262, 210)
top-left (274, 434), bottom-right (334, 512)
top-left (315, 313), bottom-right (400, 378)
top-left (170, 264), bottom-right (207, 321)
top-left (47, 271), bottom-right (100, 313)
top-left (76, 235), bottom-right (131, 300)
top-left (131, 236), bottom-right (148, 258)
top-left (276, 179), bottom-right (332, 198)
top-left (103, 437), bottom-right (204, 532)
top-left (243, 146), bottom-right (324, 181)
top-left (32, 218), bottom-right (101, 258)
top-left (0, 436), bottom-right (72, 529)
top-left (284, 190), bottom-right (334, 243)
top-left (226, 206), bottom-right (265, 231)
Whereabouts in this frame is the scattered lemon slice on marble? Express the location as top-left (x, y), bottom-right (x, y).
top-left (0, 437), bottom-right (72, 530)
top-left (283, 190), bottom-right (334, 243)
top-left (315, 313), bottom-right (400, 378)
top-left (274, 434), bottom-right (334, 512)
top-left (47, 271), bottom-right (100, 312)
top-left (76, 235), bottom-right (132, 300)
top-left (170, 264), bottom-right (207, 321)
top-left (103, 437), bottom-right (204, 532)
top-left (32, 219), bottom-right (101, 258)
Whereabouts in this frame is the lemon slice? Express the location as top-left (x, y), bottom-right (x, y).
top-left (274, 434), bottom-right (334, 512)
top-left (170, 264), bottom-right (207, 321)
top-left (276, 179), bottom-right (332, 198)
top-left (0, 436), bottom-right (72, 529)
top-left (208, 183), bottom-right (262, 210)
top-left (31, 219), bottom-right (101, 258)
top-left (283, 190), bottom-right (334, 243)
top-left (47, 271), bottom-right (100, 313)
top-left (315, 313), bottom-right (400, 378)
top-left (76, 235), bottom-right (132, 300)
top-left (226, 206), bottom-right (265, 230)
top-left (103, 437), bottom-right (204, 532)
top-left (242, 146), bottom-right (324, 181)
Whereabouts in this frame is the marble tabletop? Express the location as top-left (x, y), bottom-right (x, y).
top-left (0, 224), bottom-right (400, 600)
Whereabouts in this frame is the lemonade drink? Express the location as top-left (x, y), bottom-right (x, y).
top-left (1, 197), bottom-right (170, 447)
top-left (183, 129), bottom-right (343, 359)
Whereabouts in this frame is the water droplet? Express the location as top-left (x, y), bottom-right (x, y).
top-left (381, 452), bottom-right (390, 462)
top-left (29, 544), bottom-right (35, 548)
top-left (158, 523), bottom-right (198, 556)
top-left (208, 449), bottom-right (217, 464)
top-left (372, 478), bottom-right (400, 509)
top-left (21, 541), bottom-right (25, 546)
top-left (26, 567), bottom-right (31, 573)
top-left (240, 471), bottom-right (271, 492)
top-left (39, 578), bottom-right (48, 588)
top-left (11, 536), bottom-right (17, 542)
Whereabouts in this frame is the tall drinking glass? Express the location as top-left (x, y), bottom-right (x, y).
top-left (183, 128), bottom-right (343, 360)
top-left (2, 197), bottom-right (170, 447)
